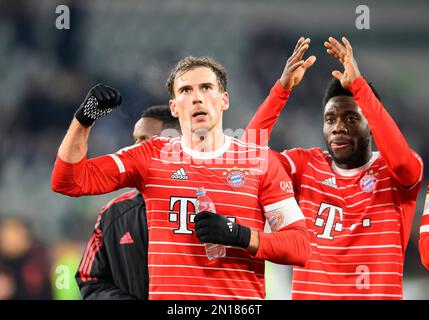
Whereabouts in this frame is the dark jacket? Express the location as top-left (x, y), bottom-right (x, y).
top-left (75, 190), bottom-right (148, 299)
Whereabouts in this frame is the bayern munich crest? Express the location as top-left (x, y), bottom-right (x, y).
top-left (265, 210), bottom-right (284, 232)
top-left (223, 167), bottom-right (249, 189)
top-left (359, 171), bottom-right (377, 193)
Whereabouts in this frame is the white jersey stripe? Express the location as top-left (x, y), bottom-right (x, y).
top-left (308, 259), bottom-right (403, 266)
top-left (145, 200), bottom-right (262, 213)
top-left (366, 203), bottom-right (402, 210)
top-left (214, 202), bottom-right (262, 212)
top-left (292, 280), bottom-right (401, 287)
top-left (149, 167), bottom-right (259, 182)
top-left (149, 251), bottom-right (265, 264)
top-left (147, 212), bottom-right (264, 225)
top-left (149, 291), bottom-right (263, 300)
top-left (317, 252), bottom-right (403, 257)
top-left (329, 231), bottom-right (401, 239)
top-left (420, 225), bottom-right (429, 234)
top-left (148, 227), bottom-right (179, 231)
top-left (151, 283), bottom-right (263, 293)
top-left (293, 268), bottom-right (403, 276)
top-left (299, 200), bottom-right (320, 207)
top-left (280, 152), bottom-right (296, 174)
top-left (150, 158), bottom-right (265, 173)
top-left (346, 197), bottom-right (371, 208)
top-left (310, 243), bottom-right (402, 250)
top-left (147, 176), bottom-right (259, 191)
top-left (301, 207), bottom-right (400, 218)
top-left (308, 162), bottom-right (333, 176)
top-left (145, 184), bottom-right (258, 199)
top-left (302, 173), bottom-right (383, 190)
top-left (145, 198), bottom-right (169, 202)
top-left (149, 264), bottom-right (261, 275)
top-left (151, 241), bottom-right (204, 247)
top-left (424, 195), bottom-right (429, 215)
top-left (109, 154), bottom-right (125, 173)
top-left (292, 290), bottom-right (401, 298)
top-left (231, 137), bottom-right (270, 150)
top-left (150, 275), bottom-right (263, 286)
top-left (301, 185), bottom-right (345, 201)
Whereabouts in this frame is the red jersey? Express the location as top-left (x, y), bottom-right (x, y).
top-left (419, 182), bottom-right (429, 270)
top-left (280, 148), bottom-right (421, 299)
top-left (245, 76), bottom-right (423, 299)
top-left (52, 135), bottom-right (307, 300)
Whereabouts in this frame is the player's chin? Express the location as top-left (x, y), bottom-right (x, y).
top-left (191, 122), bottom-right (211, 133)
top-left (328, 148), bottom-right (355, 164)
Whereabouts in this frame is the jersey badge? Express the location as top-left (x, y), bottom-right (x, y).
top-left (223, 167), bottom-right (248, 189)
top-left (360, 171), bottom-right (377, 193)
top-left (265, 210), bottom-right (284, 232)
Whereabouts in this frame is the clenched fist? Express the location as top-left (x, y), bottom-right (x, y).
top-left (75, 84), bottom-right (122, 126)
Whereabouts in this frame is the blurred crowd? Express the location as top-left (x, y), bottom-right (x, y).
top-left (0, 216), bottom-right (81, 299)
top-left (0, 0), bottom-right (428, 299)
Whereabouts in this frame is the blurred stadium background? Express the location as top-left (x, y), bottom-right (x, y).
top-left (0, 0), bottom-right (428, 299)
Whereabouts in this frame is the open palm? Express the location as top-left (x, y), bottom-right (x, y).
top-left (280, 37), bottom-right (316, 90)
top-left (324, 36), bottom-right (361, 89)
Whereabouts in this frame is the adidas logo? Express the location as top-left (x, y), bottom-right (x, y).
top-left (322, 177), bottom-right (338, 189)
top-left (171, 168), bottom-right (188, 180)
top-left (120, 232), bottom-right (134, 245)
top-left (227, 221), bottom-right (234, 232)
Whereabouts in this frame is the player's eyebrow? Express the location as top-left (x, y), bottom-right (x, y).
top-left (177, 85), bottom-right (192, 93)
top-left (200, 82), bottom-right (214, 88)
top-left (342, 110), bottom-right (360, 117)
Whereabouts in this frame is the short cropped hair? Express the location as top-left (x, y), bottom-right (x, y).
top-left (323, 77), bottom-right (381, 106)
top-left (141, 105), bottom-right (180, 131)
top-left (166, 56), bottom-right (227, 97)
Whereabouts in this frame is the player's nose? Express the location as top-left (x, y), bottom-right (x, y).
top-left (192, 89), bottom-right (203, 105)
top-left (332, 120), bottom-right (348, 134)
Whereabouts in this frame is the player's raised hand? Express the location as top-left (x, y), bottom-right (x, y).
top-left (279, 37), bottom-right (317, 90)
top-left (75, 84), bottom-right (122, 126)
top-left (324, 36), bottom-right (361, 89)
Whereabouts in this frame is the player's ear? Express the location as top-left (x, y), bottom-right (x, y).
top-left (169, 99), bottom-right (179, 118)
top-left (221, 91), bottom-right (229, 111)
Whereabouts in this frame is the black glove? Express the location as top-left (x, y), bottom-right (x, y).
top-left (75, 84), bottom-right (122, 126)
top-left (194, 211), bottom-right (251, 249)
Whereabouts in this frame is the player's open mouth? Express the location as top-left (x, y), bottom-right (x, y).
top-left (192, 111), bottom-right (208, 120)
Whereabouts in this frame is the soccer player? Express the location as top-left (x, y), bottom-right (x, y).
top-left (245, 37), bottom-right (423, 299)
top-left (76, 105), bottom-right (180, 300)
top-left (419, 181), bottom-right (429, 270)
top-left (51, 56), bottom-right (311, 300)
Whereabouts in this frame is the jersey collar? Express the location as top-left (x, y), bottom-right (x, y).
top-left (180, 135), bottom-right (231, 159)
top-left (331, 152), bottom-right (379, 176)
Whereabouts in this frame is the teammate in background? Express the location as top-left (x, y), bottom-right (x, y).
top-left (244, 36), bottom-right (423, 299)
top-left (51, 57), bottom-right (311, 300)
top-left (76, 105), bottom-right (180, 300)
top-left (419, 182), bottom-right (429, 270)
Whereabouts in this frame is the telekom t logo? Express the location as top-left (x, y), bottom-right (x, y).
top-left (169, 197), bottom-right (196, 235)
top-left (169, 197), bottom-right (236, 235)
top-left (314, 202), bottom-right (344, 240)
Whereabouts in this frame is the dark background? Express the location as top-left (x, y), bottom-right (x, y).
top-left (0, 0), bottom-right (428, 299)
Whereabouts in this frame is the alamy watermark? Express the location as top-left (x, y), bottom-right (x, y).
top-left (356, 5), bottom-right (370, 30)
top-left (55, 5), bottom-right (70, 30)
